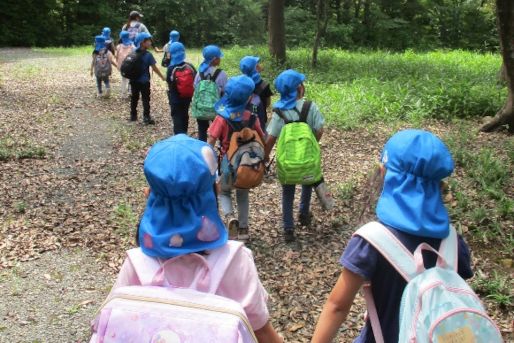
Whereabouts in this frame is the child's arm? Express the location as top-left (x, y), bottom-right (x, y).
top-left (264, 135), bottom-right (277, 161)
top-left (207, 135), bottom-right (217, 147)
top-left (90, 55), bottom-right (95, 77)
top-left (151, 64), bottom-right (166, 81)
top-left (154, 46), bottom-right (163, 53)
top-left (311, 268), bottom-right (364, 343)
top-left (254, 322), bottom-right (283, 343)
top-left (109, 52), bottom-right (118, 69)
top-left (315, 127), bottom-right (324, 141)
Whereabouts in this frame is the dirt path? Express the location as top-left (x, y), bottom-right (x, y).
top-left (0, 49), bottom-right (511, 342)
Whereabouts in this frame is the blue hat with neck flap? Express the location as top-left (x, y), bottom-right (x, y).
top-left (214, 75), bottom-right (255, 122)
top-left (139, 134), bottom-right (227, 259)
top-left (199, 45), bottom-right (223, 73)
top-left (240, 56), bottom-right (262, 85)
top-left (135, 32), bottom-right (152, 48)
top-left (169, 30), bottom-right (180, 44)
top-left (94, 35), bottom-right (105, 51)
top-left (376, 129), bottom-right (454, 239)
top-left (102, 27), bottom-right (111, 39)
top-left (273, 69), bottom-right (305, 110)
top-left (119, 30), bottom-right (132, 46)
top-left (169, 42), bottom-right (186, 66)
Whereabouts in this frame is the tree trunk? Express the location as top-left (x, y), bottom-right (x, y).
top-left (481, 0), bottom-right (514, 132)
top-left (268, 0), bottom-right (286, 63)
top-left (312, 0), bottom-right (329, 67)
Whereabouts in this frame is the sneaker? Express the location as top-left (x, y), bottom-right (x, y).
top-left (228, 218), bottom-right (239, 240)
top-left (284, 229), bottom-right (295, 243)
top-left (96, 92), bottom-right (102, 98)
top-left (298, 212), bottom-right (312, 227)
top-left (237, 227), bottom-right (249, 242)
top-left (105, 88), bottom-right (111, 98)
top-left (143, 117), bottom-right (155, 125)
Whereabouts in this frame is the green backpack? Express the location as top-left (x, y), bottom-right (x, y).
top-left (274, 101), bottom-right (322, 185)
top-left (191, 69), bottom-right (222, 120)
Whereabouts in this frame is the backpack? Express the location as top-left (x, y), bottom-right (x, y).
top-left (90, 242), bottom-right (257, 343)
top-left (191, 69), bottom-right (222, 120)
top-left (221, 115), bottom-right (265, 190)
top-left (246, 81), bottom-right (269, 127)
top-left (94, 49), bottom-right (112, 78)
top-left (274, 101), bottom-right (322, 185)
top-left (169, 63), bottom-right (195, 98)
top-left (126, 22), bottom-right (141, 42)
top-left (120, 50), bottom-right (144, 81)
top-left (356, 222), bottom-right (503, 343)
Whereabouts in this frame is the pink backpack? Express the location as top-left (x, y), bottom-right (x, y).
top-left (90, 242), bottom-right (257, 343)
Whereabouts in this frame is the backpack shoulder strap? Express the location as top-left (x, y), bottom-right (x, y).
top-left (204, 241), bottom-right (245, 293)
top-left (273, 108), bottom-right (290, 124)
top-left (254, 81), bottom-right (268, 96)
top-left (199, 71), bottom-right (206, 80)
top-left (212, 68), bottom-right (222, 82)
top-left (126, 248), bottom-right (162, 285)
top-left (354, 221), bottom-right (417, 282)
top-left (299, 100), bottom-right (312, 123)
top-left (438, 225), bottom-right (458, 271)
top-left (247, 113), bottom-right (257, 129)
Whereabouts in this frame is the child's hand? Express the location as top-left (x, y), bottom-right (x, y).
top-left (143, 187), bottom-right (151, 198)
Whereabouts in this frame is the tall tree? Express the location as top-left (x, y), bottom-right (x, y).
top-left (481, 0), bottom-right (514, 132)
top-left (312, 0), bottom-right (329, 66)
top-left (268, 0), bottom-right (286, 62)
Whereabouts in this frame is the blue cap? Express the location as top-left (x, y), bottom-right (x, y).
top-left (273, 69), bottom-right (305, 110)
top-left (139, 134), bottom-right (227, 259)
top-left (135, 32), bottom-right (152, 48)
top-left (169, 42), bottom-right (186, 66)
top-left (214, 75), bottom-right (255, 122)
top-left (102, 27), bottom-right (111, 38)
top-left (119, 30), bottom-right (132, 46)
top-left (376, 129), bottom-right (454, 239)
top-left (199, 45), bottom-right (223, 73)
top-left (240, 56), bottom-right (262, 85)
top-left (169, 30), bottom-right (180, 43)
top-left (94, 35), bottom-right (106, 51)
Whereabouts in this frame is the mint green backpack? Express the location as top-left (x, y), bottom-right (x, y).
top-left (191, 69), bottom-right (222, 120)
top-left (274, 101), bottom-right (322, 185)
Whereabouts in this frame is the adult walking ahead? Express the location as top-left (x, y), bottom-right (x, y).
top-left (122, 10), bottom-right (149, 42)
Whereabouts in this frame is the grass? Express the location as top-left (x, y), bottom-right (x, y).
top-left (472, 271), bottom-right (513, 309)
top-left (0, 136), bottom-right (46, 161)
top-left (113, 201), bottom-right (137, 239)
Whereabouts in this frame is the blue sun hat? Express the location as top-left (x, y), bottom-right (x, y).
top-left (139, 134), bottom-right (227, 259)
top-left (94, 35), bottom-right (106, 51)
top-left (376, 129), bottom-right (454, 239)
top-left (135, 32), bottom-right (152, 49)
top-left (169, 42), bottom-right (186, 66)
top-left (119, 30), bottom-right (131, 46)
top-left (240, 56), bottom-right (262, 85)
top-left (169, 30), bottom-right (180, 43)
top-left (199, 45), bottom-right (223, 73)
top-left (214, 75), bottom-right (255, 122)
top-left (102, 27), bottom-right (111, 39)
top-left (273, 69), bottom-right (305, 110)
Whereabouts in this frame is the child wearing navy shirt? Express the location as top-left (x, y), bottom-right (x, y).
top-left (312, 129), bottom-right (474, 343)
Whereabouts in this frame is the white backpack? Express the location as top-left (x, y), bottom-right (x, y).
top-left (90, 242), bottom-right (257, 343)
top-left (356, 222), bottom-right (503, 343)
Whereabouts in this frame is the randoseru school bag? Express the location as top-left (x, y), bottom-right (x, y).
top-left (169, 63), bottom-right (195, 98)
top-left (120, 50), bottom-right (144, 81)
top-left (274, 101), bottom-right (322, 185)
top-left (356, 222), bottom-right (503, 343)
top-left (94, 48), bottom-right (112, 78)
top-left (221, 114), bottom-right (265, 190)
top-left (191, 69), bottom-right (222, 120)
top-left (89, 242), bottom-right (257, 343)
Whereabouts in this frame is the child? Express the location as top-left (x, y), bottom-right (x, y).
top-left (166, 42), bottom-right (196, 135)
top-left (107, 134), bottom-right (282, 343)
top-left (193, 45), bottom-right (228, 141)
top-left (161, 30), bottom-right (180, 67)
top-left (311, 129), bottom-right (474, 342)
top-left (129, 32), bottom-right (165, 124)
top-left (102, 27), bottom-right (115, 55)
top-left (239, 56), bottom-right (273, 133)
top-left (90, 35), bottom-right (117, 98)
top-left (264, 70), bottom-right (325, 242)
top-left (115, 30), bottom-right (134, 98)
top-left (207, 75), bottom-right (266, 242)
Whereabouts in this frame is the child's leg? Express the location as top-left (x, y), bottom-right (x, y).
top-left (104, 77), bottom-right (111, 96)
top-left (219, 183), bottom-right (233, 217)
top-left (120, 76), bottom-right (127, 96)
top-left (235, 189), bottom-right (249, 229)
top-left (299, 185), bottom-right (313, 216)
top-left (171, 102), bottom-right (189, 135)
top-left (197, 119), bottom-right (210, 142)
top-left (96, 76), bottom-right (103, 95)
top-left (130, 81), bottom-right (140, 121)
top-left (282, 184), bottom-right (296, 230)
top-left (141, 82), bottom-right (152, 121)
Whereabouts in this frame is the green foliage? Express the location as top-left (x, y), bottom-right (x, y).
top-left (472, 271), bottom-right (513, 309)
top-left (113, 201), bottom-right (137, 238)
top-left (0, 136), bottom-right (46, 161)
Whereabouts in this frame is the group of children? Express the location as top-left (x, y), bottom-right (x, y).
top-left (88, 15), bottom-right (503, 343)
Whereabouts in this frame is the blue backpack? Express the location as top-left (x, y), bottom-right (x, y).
top-left (356, 222), bottom-right (503, 343)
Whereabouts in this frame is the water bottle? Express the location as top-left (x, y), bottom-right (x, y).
top-left (314, 178), bottom-right (335, 211)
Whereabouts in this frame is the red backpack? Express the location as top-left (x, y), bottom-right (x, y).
top-left (171, 63), bottom-right (195, 98)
